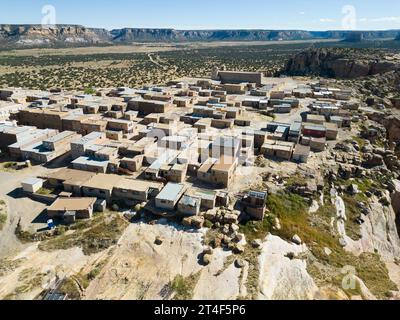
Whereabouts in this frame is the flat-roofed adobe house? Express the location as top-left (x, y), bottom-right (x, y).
top-left (113, 178), bottom-right (163, 204)
top-left (47, 197), bottom-right (97, 220)
top-left (178, 194), bottom-right (201, 216)
top-left (41, 168), bottom-right (96, 195)
top-left (242, 191), bottom-right (267, 220)
top-left (82, 174), bottom-right (123, 204)
top-left (197, 155), bottom-right (238, 188)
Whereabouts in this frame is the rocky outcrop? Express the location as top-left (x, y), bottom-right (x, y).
top-left (368, 113), bottom-right (400, 146)
top-left (0, 24), bottom-right (112, 47)
top-left (283, 48), bottom-right (400, 79)
top-left (258, 234), bottom-right (319, 300)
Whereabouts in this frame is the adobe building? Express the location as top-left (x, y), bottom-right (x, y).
top-left (261, 141), bottom-right (294, 161)
top-left (47, 197), bottom-right (97, 220)
top-left (292, 144), bottom-right (311, 163)
top-left (113, 178), bottom-right (163, 204)
top-left (0, 123), bottom-right (36, 149)
top-left (82, 173), bottom-right (123, 203)
top-left (197, 155), bottom-right (238, 188)
top-left (178, 195), bottom-right (202, 216)
top-left (17, 108), bottom-right (71, 131)
top-left (213, 70), bottom-right (263, 86)
top-left (155, 183), bottom-right (186, 211)
top-left (242, 191), bottom-right (267, 220)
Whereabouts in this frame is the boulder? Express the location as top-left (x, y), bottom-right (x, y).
top-left (348, 184), bottom-right (359, 195)
top-left (292, 234), bottom-right (302, 245)
top-left (204, 209), bottom-right (218, 222)
top-left (363, 153), bottom-right (384, 167)
top-left (154, 236), bottom-right (163, 245)
top-left (182, 216), bottom-right (204, 229)
top-left (202, 254), bottom-right (212, 265)
top-left (251, 239), bottom-right (263, 248)
top-left (235, 259), bottom-right (245, 269)
top-left (230, 224), bottom-right (239, 233)
top-left (234, 233), bottom-right (244, 243)
top-left (223, 213), bottom-right (238, 225)
top-left (233, 244), bottom-right (245, 254)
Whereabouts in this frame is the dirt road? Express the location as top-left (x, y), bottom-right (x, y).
top-left (0, 166), bottom-right (49, 259)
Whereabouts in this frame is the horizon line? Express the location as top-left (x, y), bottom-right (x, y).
top-left (0, 23), bottom-right (400, 33)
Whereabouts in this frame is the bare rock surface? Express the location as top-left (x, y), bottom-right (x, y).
top-left (258, 234), bottom-right (319, 300)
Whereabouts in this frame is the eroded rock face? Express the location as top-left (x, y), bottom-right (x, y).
top-left (258, 234), bottom-right (318, 300)
top-left (368, 113), bottom-right (400, 150)
top-left (283, 48), bottom-right (400, 79)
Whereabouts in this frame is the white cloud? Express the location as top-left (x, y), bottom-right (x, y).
top-left (319, 18), bottom-right (336, 23)
top-left (299, 12), bottom-right (305, 15)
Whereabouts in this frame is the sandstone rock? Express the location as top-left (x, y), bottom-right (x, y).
top-left (211, 236), bottom-right (222, 249)
top-left (348, 184), bottom-right (359, 195)
top-left (235, 259), bottom-right (245, 268)
top-left (183, 216), bottom-right (204, 229)
top-left (230, 224), bottom-right (239, 233)
top-left (339, 237), bottom-right (347, 247)
top-left (223, 214), bottom-right (238, 225)
top-left (292, 234), bottom-right (302, 245)
top-left (234, 233), bottom-right (244, 243)
top-left (222, 235), bottom-right (231, 246)
top-left (204, 209), bottom-right (218, 222)
top-left (274, 217), bottom-right (282, 230)
top-left (363, 153), bottom-right (384, 167)
top-left (251, 239), bottom-right (263, 248)
top-left (154, 236), bottom-right (163, 245)
top-left (233, 244), bottom-right (245, 254)
top-left (202, 254), bottom-right (212, 265)
top-left (222, 224), bottom-right (230, 235)
top-left (324, 247), bottom-right (332, 256)
top-left (285, 252), bottom-right (296, 260)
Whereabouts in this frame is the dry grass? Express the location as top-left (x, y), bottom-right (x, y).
top-left (262, 192), bottom-right (397, 299)
top-left (39, 214), bottom-right (129, 255)
top-left (0, 199), bottom-right (7, 231)
top-left (169, 272), bottom-right (201, 300)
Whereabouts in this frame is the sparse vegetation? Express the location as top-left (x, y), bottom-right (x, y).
top-left (0, 200), bottom-right (7, 231)
top-left (58, 277), bottom-right (83, 300)
top-left (36, 187), bottom-right (55, 195)
top-left (3, 271), bottom-right (45, 300)
top-left (39, 214), bottom-right (129, 255)
top-left (240, 191), bottom-right (399, 299)
top-left (169, 272), bottom-right (201, 300)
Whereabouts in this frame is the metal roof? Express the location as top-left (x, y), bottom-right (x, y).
top-left (156, 183), bottom-right (185, 202)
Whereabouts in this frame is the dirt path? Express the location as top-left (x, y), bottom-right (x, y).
top-left (0, 166), bottom-right (50, 259)
top-left (147, 53), bottom-right (163, 67)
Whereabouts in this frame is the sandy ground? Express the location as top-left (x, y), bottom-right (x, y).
top-left (0, 39), bottom-right (340, 57)
top-left (0, 165), bottom-right (52, 259)
top-left (0, 242), bottom-right (98, 299)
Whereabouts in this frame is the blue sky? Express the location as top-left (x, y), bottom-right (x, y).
top-left (1, 0), bottom-right (400, 30)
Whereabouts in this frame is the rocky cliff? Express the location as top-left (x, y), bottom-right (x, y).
top-left (0, 24), bottom-right (112, 47)
top-left (283, 48), bottom-right (400, 78)
top-left (0, 25), bottom-right (399, 48)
